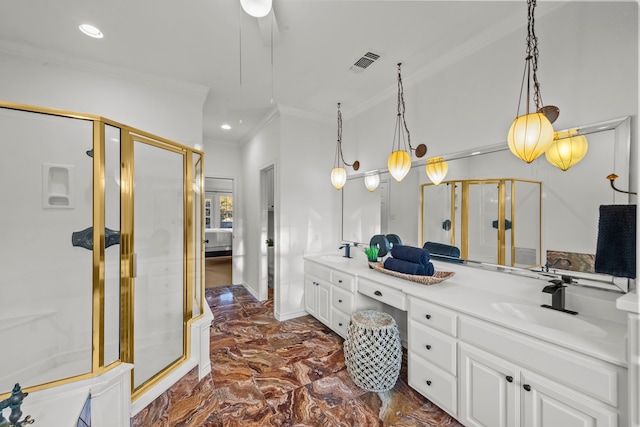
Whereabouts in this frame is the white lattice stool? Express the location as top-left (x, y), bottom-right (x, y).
top-left (343, 309), bottom-right (402, 392)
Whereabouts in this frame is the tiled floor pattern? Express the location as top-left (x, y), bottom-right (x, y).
top-left (132, 285), bottom-right (463, 426)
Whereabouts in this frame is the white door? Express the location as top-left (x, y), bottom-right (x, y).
top-left (459, 344), bottom-right (518, 427)
top-left (521, 371), bottom-right (616, 427)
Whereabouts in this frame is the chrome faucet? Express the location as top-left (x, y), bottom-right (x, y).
top-left (541, 276), bottom-right (578, 315)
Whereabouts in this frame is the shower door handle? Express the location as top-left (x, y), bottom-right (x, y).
top-left (131, 253), bottom-right (137, 278)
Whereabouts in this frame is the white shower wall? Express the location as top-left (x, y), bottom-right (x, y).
top-left (0, 109), bottom-right (94, 391)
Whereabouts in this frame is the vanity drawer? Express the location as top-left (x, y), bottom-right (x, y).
top-left (408, 297), bottom-right (457, 337)
top-left (408, 319), bottom-right (457, 375)
top-left (409, 353), bottom-right (457, 417)
top-left (304, 261), bottom-right (331, 282)
top-left (332, 286), bottom-right (354, 315)
top-left (459, 316), bottom-right (619, 406)
top-left (358, 277), bottom-right (407, 310)
top-left (331, 308), bottom-right (350, 339)
top-left (331, 271), bottom-right (355, 292)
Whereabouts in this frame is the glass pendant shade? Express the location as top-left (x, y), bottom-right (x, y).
top-left (507, 112), bottom-right (555, 163)
top-left (388, 150), bottom-right (411, 182)
top-left (426, 157), bottom-right (448, 185)
top-left (240, 0), bottom-right (272, 17)
top-left (545, 130), bottom-right (588, 171)
top-left (331, 167), bottom-right (347, 190)
top-left (364, 172), bottom-right (380, 192)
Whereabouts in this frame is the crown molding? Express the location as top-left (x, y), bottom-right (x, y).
top-left (0, 40), bottom-right (210, 103)
top-left (278, 104), bottom-right (333, 124)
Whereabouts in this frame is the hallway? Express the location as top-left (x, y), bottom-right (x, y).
top-left (131, 285), bottom-right (462, 426)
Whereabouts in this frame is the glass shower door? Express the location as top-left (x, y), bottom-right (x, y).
top-left (466, 181), bottom-right (501, 263)
top-left (132, 138), bottom-right (185, 389)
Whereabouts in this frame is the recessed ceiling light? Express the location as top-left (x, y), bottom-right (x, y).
top-left (79, 24), bottom-right (103, 39)
top-left (221, 124), bottom-right (231, 130)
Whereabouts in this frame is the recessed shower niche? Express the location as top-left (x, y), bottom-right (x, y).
top-left (42, 163), bottom-right (74, 208)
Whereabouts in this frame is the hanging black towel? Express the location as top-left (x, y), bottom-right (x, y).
top-left (595, 204), bottom-right (636, 279)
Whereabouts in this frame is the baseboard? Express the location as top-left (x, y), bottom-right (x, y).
top-left (275, 309), bottom-right (308, 321)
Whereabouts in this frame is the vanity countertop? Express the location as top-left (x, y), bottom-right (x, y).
top-left (616, 288), bottom-right (639, 314)
top-left (304, 253), bottom-right (628, 367)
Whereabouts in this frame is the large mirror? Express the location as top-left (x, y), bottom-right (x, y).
top-left (342, 117), bottom-right (633, 292)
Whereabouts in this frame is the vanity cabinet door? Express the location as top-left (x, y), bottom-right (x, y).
top-left (304, 276), bottom-right (318, 316)
top-left (459, 344), bottom-right (519, 427)
top-left (316, 280), bottom-right (331, 326)
top-left (304, 274), bottom-right (330, 326)
top-left (521, 371), bottom-right (617, 427)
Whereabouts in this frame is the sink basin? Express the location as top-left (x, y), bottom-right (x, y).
top-left (318, 254), bottom-right (352, 264)
top-left (491, 302), bottom-right (607, 338)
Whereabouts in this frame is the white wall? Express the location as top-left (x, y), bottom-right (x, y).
top-left (0, 51), bottom-right (207, 145)
top-left (347, 2), bottom-right (638, 170)
top-left (278, 112), bottom-right (338, 318)
top-left (239, 113), bottom-right (280, 301)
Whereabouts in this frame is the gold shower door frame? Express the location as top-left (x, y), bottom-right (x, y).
top-left (0, 101), bottom-right (205, 401)
top-left (421, 178), bottom-right (542, 268)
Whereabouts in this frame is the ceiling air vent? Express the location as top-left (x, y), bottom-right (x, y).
top-left (349, 51), bottom-right (381, 74)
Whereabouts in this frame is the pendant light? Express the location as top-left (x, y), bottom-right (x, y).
top-left (364, 171), bottom-right (380, 192)
top-left (331, 103), bottom-right (359, 190)
top-left (545, 129), bottom-right (588, 171)
top-left (425, 157), bottom-right (448, 185)
top-left (388, 63), bottom-right (427, 182)
top-left (507, 0), bottom-right (559, 164)
top-left (240, 0), bottom-right (272, 18)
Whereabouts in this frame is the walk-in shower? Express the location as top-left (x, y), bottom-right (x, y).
top-left (0, 101), bottom-right (205, 402)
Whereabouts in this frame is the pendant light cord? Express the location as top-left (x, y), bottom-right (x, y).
top-left (334, 103), bottom-right (356, 168)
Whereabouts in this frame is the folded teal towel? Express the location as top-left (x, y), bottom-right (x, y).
top-left (391, 245), bottom-right (430, 267)
top-left (384, 258), bottom-right (426, 275)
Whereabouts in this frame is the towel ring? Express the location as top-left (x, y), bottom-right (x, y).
top-left (607, 174), bottom-right (637, 195)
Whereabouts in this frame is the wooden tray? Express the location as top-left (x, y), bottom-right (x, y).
top-left (368, 262), bottom-right (454, 285)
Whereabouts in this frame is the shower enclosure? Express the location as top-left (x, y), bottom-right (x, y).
top-left (0, 101), bottom-right (204, 401)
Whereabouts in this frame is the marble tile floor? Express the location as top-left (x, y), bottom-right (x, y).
top-left (131, 285), bottom-right (463, 426)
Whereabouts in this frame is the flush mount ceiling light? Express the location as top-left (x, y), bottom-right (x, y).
top-left (79, 24), bottom-right (103, 39)
top-left (364, 171), bottom-right (380, 192)
top-left (507, 0), bottom-right (559, 164)
top-left (425, 157), bottom-right (449, 185)
top-left (544, 129), bottom-right (588, 171)
top-left (331, 103), bottom-right (359, 190)
top-left (240, 0), bottom-right (272, 18)
top-left (388, 63), bottom-right (427, 182)
top-left (221, 124), bottom-right (232, 130)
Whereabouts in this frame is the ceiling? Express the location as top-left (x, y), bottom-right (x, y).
top-left (0, 1), bottom-right (569, 144)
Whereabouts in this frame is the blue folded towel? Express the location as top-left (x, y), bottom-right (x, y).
top-left (384, 258), bottom-right (426, 276)
top-left (595, 204), bottom-right (636, 278)
top-left (424, 261), bottom-right (435, 276)
top-left (423, 241), bottom-right (463, 264)
top-left (391, 245), bottom-right (430, 267)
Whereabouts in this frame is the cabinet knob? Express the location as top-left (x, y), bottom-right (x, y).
top-left (523, 384), bottom-right (531, 392)
top-left (506, 376), bottom-right (513, 383)
top-left (374, 290), bottom-right (383, 297)
top-left (426, 380), bottom-right (432, 386)
top-left (338, 299), bottom-right (343, 303)
top-left (426, 345), bottom-right (432, 350)
top-left (425, 314), bottom-right (431, 320)
top-left (338, 322), bottom-right (343, 327)
top-left (338, 279), bottom-right (343, 283)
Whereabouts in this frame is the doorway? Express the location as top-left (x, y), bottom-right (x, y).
top-left (260, 165), bottom-right (275, 301)
top-left (204, 177), bottom-right (234, 287)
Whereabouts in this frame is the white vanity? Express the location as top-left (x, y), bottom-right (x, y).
top-left (304, 253), bottom-right (633, 427)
